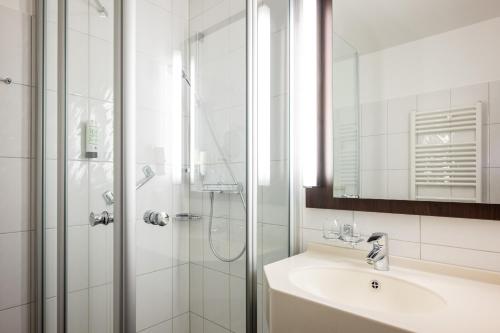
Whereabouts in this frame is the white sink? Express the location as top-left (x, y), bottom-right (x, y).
top-left (264, 244), bottom-right (500, 333)
top-left (290, 267), bottom-right (446, 315)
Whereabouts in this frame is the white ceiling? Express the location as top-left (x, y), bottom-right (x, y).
top-left (333, 0), bottom-right (500, 54)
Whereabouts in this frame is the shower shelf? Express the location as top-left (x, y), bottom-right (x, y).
top-left (192, 183), bottom-right (242, 194)
top-left (175, 213), bottom-right (201, 222)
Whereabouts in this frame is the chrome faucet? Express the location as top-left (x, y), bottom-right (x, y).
top-left (366, 232), bottom-right (389, 271)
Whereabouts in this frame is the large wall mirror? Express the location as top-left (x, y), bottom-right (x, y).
top-left (307, 0), bottom-right (500, 219)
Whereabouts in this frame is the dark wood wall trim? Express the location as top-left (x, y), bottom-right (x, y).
top-left (305, 0), bottom-right (500, 221)
top-left (306, 186), bottom-right (500, 220)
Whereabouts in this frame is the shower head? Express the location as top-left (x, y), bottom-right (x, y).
top-left (94, 0), bottom-right (108, 18)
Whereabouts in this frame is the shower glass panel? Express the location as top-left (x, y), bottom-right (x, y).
top-left (40, 0), bottom-right (290, 331)
top-left (133, 1), bottom-right (191, 331)
top-left (47, 0), bottom-right (116, 331)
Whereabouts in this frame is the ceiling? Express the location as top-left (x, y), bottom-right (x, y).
top-left (333, 0), bottom-right (500, 54)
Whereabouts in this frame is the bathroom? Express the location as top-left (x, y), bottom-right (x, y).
top-left (0, 0), bottom-right (499, 332)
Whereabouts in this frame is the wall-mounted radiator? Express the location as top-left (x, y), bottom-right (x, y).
top-left (410, 102), bottom-right (482, 202)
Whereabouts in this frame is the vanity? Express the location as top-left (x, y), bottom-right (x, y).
top-left (264, 243), bottom-right (500, 333)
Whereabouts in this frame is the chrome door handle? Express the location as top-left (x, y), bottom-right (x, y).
top-left (143, 210), bottom-right (169, 226)
top-left (89, 211), bottom-right (114, 226)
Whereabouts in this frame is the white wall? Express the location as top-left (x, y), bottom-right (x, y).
top-left (0, 1), bottom-right (34, 332)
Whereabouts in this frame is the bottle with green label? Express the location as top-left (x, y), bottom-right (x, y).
top-left (85, 118), bottom-right (98, 158)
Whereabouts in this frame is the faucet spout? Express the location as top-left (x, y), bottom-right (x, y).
top-left (366, 232), bottom-right (389, 271)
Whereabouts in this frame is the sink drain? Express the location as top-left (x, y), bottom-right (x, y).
top-left (370, 280), bottom-right (380, 290)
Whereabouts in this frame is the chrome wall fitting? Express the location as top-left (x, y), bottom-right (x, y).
top-left (1, 77), bottom-right (12, 85)
top-left (89, 210), bottom-right (114, 226)
top-left (143, 210), bottom-right (169, 226)
top-left (102, 165), bottom-right (156, 204)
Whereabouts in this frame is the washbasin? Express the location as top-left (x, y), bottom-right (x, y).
top-left (289, 267), bottom-right (446, 314)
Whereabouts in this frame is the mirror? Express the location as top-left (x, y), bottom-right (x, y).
top-left (332, 0), bottom-right (500, 204)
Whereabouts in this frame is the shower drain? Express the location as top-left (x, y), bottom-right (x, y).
top-left (370, 280), bottom-right (380, 290)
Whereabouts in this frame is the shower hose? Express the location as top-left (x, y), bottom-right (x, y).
top-left (208, 191), bottom-right (247, 262)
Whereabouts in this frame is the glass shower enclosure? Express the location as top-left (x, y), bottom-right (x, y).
top-left (38, 0), bottom-right (290, 332)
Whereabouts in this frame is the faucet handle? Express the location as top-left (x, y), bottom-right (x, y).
top-left (367, 232), bottom-right (387, 243)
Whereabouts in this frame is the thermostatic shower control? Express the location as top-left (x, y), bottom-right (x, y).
top-left (89, 211), bottom-right (114, 227)
top-left (143, 210), bottom-right (169, 226)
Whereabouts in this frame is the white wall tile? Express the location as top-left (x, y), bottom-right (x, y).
top-left (421, 216), bottom-right (500, 252)
top-left (387, 133), bottom-right (409, 170)
top-left (387, 95), bottom-right (415, 134)
top-left (490, 168), bottom-right (500, 203)
top-left (68, 29), bottom-right (89, 96)
top-left (204, 319), bottom-right (230, 333)
top-left (68, 0), bottom-right (89, 33)
top-left (190, 219), bottom-right (204, 265)
top-left (262, 161), bottom-right (289, 226)
top-left (421, 244), bottom-right (500, 272)
top-left (190, 313), bottom-right (204, 333)
top-left (0, 83), bottom-right (31, 158)
top-left (173, 313), bottom-right (189, 333)
top-left (417, 89), bottom-right (450, 111)
top-left (0, 158), bottom-right (30, 233)
top-left (173, 264), bottom-right (189, 316)
top-left (302, 208), bottom-right (353, 230)
top-left (0, 7), bottom-right (32, 85)
top-left (0, 232), bottom-right (30, 310)
top-left (89, 285), bottom-right (112, 333)
top-left (230, 276), bottom-right (245, 333)
top-left (136, 269), bottom-right (173, 331)
top-left (262, 224), bottom-right (288, 266)
top-left (137, 0), bottom-right (171, 57)
top-left (489, 80), bottom-right (500, 124)
top-left (68, 289), bottom-right (89, 333)
top-left (67, 161), bottom-right (89, 226)
top-left (354, 211), bottom-right (420, 243)
top-left (189, 263), bottom-right (203, 316)
top-left (360, 170), bottom-right (387, 199)
top-left (173, 219), bottom-right (190, 265)
top-left (360, 135), bottom-right (386, 170)
top-left (361, 101), bottom-right (387, 136)
top-left (387, 170), bottom-right (409, 200)
top-left (89, 0), bottom-right (114, 41)
top-left (0, 0), bottom-right (32, 13)
top-left (490, 124), bottom-right (500, 167)
top-left (136, 218), bottom-right (173, 275)
top-left (141, 319), bottom-right (173, 333)
top-left (89, 37), bottom-right (114, 101)
top-left (0, 304), bottom-right (30, 333)
top-left (68, 225), bottom-right (89, 292)
top-left (203, 268), bottom-right (230, 328)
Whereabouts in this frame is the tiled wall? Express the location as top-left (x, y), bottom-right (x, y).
top-left (300, 207), bottom-right (500, 273)
top-left (359, 82), bottom-right (500, 202)
top-left (0, 1), bottom-right (34, 332)
top-left (188, 0), bottom-right (289, 332)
